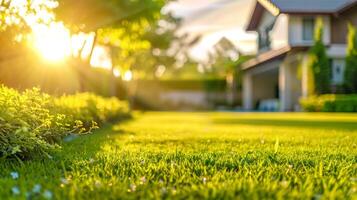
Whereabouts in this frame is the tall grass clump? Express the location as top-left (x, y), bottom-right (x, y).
top-left (0, 86), bottom-right (129, 160)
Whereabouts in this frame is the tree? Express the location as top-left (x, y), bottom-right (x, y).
top-left (55, 0), bottom-right (166, 32)
top-left (308, 18), bottom-right (331, 94)
top-left (0, 0), bottom-right (58, 60)
top-left (55, 0), bottom-right (171, 93)
top-left (0, 0), bottom-right (172, 94)
top-left (0, 0), bottom-right (57, 33)
top-left (55, 0), bottom-right (169, 64)
top-left (344, 23), bottom-right (357, 93)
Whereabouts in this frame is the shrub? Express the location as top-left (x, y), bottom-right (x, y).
top-left (0, 86), bottom-right (129, 160)
top-left (300, 94), bottom-right (357, 112)
top-left (344, 23), bottom-right (357, 93)
top-left (51, 93), bottom-right (130, 127)
top-left (307, 18), bottom-right (331, 94)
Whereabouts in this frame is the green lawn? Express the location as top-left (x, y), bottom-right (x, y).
top-left (1, 112), bottom-right (356, 199)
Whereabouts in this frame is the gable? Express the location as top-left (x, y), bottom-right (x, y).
top-left (246, 0), bottom-right (357, 31)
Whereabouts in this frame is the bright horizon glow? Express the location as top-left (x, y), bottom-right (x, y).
top-left (32, 22), bottom-right (72, 62)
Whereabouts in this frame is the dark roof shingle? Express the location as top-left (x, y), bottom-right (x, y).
top-left (269, 0), bottom-right (357, 13)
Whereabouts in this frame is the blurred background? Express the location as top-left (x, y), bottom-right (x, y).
top-left (0, 0), bottom-right (256, 111)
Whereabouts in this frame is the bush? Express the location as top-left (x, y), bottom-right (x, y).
top-left (344, 23), bottom-right (357, 93)
top-left (307, 18), bottom-right (331, 94)
top-left (300, 95), bottom-right (357, 112)
top-left (0, 86), bottom-right (129, 160)
top-left (51, 93), bottom-right (130, 127)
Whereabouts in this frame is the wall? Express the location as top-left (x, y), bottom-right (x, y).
top-left (288, 15), bottom-right (331, 46)
top-left (280, 53), bottom-right (303, 111)
top-left (124, 79), bottom-right (237, 110)
top-left (270, 14), bottom-right (289, 50)
top-left (327, 44), bottom-right (347, 58)
top-left (331, 6), bottom-right (357, 44)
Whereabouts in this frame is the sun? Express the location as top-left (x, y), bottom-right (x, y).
top-left (32, 22), bottom-right (72, 62)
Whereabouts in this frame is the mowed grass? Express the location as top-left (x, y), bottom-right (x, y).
top-left (0, 112), bottom-right (357, 199)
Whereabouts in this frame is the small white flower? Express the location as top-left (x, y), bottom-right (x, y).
top-left (280, 181), bottom-right (289, 188)
top-left (10, 172), bottom-right (19, 179)
top-left (160, 187), bottom-right (167, 195)
top-left (139, 176), bottom-right (146, 184)
top-left (11, 186), bottom-right (20, 195)
top-left (95, 180), bottom-right (102, 188)
top-left (32, 184), bottom-right (42, 193)
top-left (129, 184), bottom-right (136, 192)
top-left (60, 178), bottom-right (69, 185)
top-left (43, 190), bottom-right (53, 199)
top-left (314, 194), bottom-right (322, 200)
top-left (63, 134), bottom-right (79, 142)
top-left (202, 177), bottom-right (207, 184)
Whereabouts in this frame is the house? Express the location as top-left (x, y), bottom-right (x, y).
top-left (213, 37), bottom-right (240, 61)
top-left (242, 0), bottom-right (357, 111)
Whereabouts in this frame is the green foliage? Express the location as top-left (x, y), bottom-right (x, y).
top-left (308, 18), bottom-right (331, 94)
top-left (0, 0), bottom-right (57, 34)
top-left (0, 87), bottom-right (66, 160)
top-left (52, 93), bottom-right (130, 125)
top-left (344, 23), bottom-right (357, 93)
top-left (56, 0), bottom-right (167, 32)
top-left (56, 0), bottom-right (174, 78)
top-left (0, 0), bottom-right (57, 62)
top-left (96, 14), bottom-right (179, 79)
top-left (0, 86), bottom-right (129, 160)
top-left (300, 94), bottom-right (357, 112)
top-left (203, 79), bottom-right (228, 92)
top-left (0, 112), bottom-right (356, 199)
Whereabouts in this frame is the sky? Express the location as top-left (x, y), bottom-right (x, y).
top-left (164, 0), bottom-right (257, 62)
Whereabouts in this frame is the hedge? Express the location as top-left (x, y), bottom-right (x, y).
top-left (300, 95), bottom-right (357, 112)
top-left (128, 79), bottom-right (227, 92)
top-left (0, 86), bottom-right (129, 160)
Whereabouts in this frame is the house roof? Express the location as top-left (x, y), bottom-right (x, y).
top-left (247, 0), bottom-right (357, 31)
top-left (241, 46), bottom-right (308, 70)
top-left (268, 0), bottom-right (356, 14)
top-left (241, 46), bottom-right (290, 70)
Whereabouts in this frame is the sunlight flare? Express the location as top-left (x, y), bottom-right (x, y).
top-left (123, 71), bottom-right (133, 81)
top-left (31, 22), bottom-right (71, 62)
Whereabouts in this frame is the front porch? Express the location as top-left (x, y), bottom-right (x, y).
top-left (242, 50), bottom-right (304, 112)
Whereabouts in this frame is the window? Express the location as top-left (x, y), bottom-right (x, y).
top-left (302, 18), bottom-right (315, 41)
top-left (258, 21), bottom-right (275, 51)
top-left (331, 59), bottom-right (345, 85)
